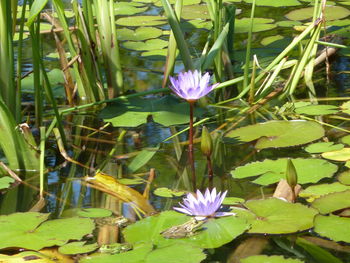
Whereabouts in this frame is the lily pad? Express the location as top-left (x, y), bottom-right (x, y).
top-left (311, 190), bottom-right (350, 214)
top-left (341, 135), bottom-right (350, 146)
top-left (241, 255), bottom-right (304, 263)
top-left (304, 142), bottom-right (344, 153)
top-left (58, 241), bottom-right (99, 255)
top-left (322, 148), bottom-right (350, 161)
top-left (294, 105), bottom-right (339, 116)
top-left (0, 176), bottom-right (14, 190)
top-left (100, 96), bottom-right (203, 127)
top-left (76, 208), bottom-right (113, 218)
top-left (300, 183), bottom-right (350, 202)
top-left (235, 18), bottom-right (277, 33)
top-left (154, 187), bottom-right (186, 198)
top-left (225, 120), bottom-right (325, 149)
top-left (231, 158), bottom-right (337, 186)
top-left (0, 212), bottom-right (95, 250)
top-left (243, 0), bottom-right (301, 6)
top-left (314, 215), bottom-right (350, 243)
top-left (123, 211), bottom-right (249, 249)
top-left (338, 170), bottom-right (350, 185)
top-left (233, 198), bottom-right (318, 234)
top-left (181, 5), bottom-right (210, 20)
top-left (117, 16), bottom-right (166, 27)
top-left (222, 197), bottom-right (245, 205)
top-left (285, 6), bottom-right (350, 21)
top-left (261, 35), bottom-right (284, 46)
top-left (123, 39), bottom-right (168, 51)
top-left (141, 49), bottom-right (169, 60)
top-left (115, 2), bottom-right (148, 15)
top-left (118, 27), bottom-right (163, 41)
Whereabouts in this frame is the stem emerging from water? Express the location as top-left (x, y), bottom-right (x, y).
top-left (207, 156), bottom-right (214, 189)
top-left (188, 100), bottom-right (196, 191)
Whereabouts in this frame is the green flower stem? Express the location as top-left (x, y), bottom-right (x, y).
top-left (207, 155), bottom-right (214, 189)
top-left (189, 100), bottom-right (196, 191)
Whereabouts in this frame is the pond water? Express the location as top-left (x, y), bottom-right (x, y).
top-left (1, 0), bottom-right (350, 262)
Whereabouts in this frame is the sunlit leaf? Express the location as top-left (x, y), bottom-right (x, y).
top-left (123, 39), bottom-right (168, 51)
top-left (304, 142), bottom-right (344, 154)
top-left (225, 120), bottom-right (325, 149)
top-left (128, 145), bottom-right (160, 173)
top-left (0, 212), bottom-right (95, 250)
top-left (118, 27), bottom-right (163, 41)
top-left (58, 242), bottom-right (99, 255)
top-left (231, 158), bottom-right (337, 186)
top-left (285, 6), bottom-right (350, 21)
top-left (241, 255), bottom-right (304, 263)
top-left (243, 0), bottom-right (301, 6)
top-left (322, 148), bottom-right (350, 161)
top-left (0, 176), bottom-right (14, 190)
top-left (233, 198), bottom-right (318, 234)
top-left (295, 105), bottom-right (339, 116)
top-left (117, 16), bottom-right (166, 26)
top-left (314, 215), bottom-right (350, 243)
top-left (153, 187), bottom-right (186, 197)
top-left (300, 183), bottom-right (350, 202)
top-left (311, 190), bottom-right (350, 214)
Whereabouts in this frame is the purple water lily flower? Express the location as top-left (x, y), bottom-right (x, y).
top-left (173, 188), bottom-right (234, 220)
top-left (169, 70), bottom-right (219, 101)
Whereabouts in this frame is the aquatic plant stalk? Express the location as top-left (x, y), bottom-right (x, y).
top-left (189, 101), bottom-right (196, 190)
top-left (39, 127), bottom-right (46, 198)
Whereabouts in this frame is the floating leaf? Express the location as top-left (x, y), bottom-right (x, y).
top-left (314, 215), bottom-right (350, 243)
top-left (340, 135), bottom-right (350, 146)
top-left (80, 243), bottom-right (153, 263)
top-left (76, 208), bottom-right (113, 218)
top-left (153, 187), bottom-right (186, 198)
top-left (235, 18), bottom-right (277, 33)
top-left (181, 5), bottom-right (210, 19)
top-left (338, 170), bottom-right (350, 185)
top-left (141, 49), bottom-right (169, 60)
top-left (0, 176), bottom-right (14, 190)
top-left (0, 248), bottom-right (74, 263)
top-left (311, 190), bottom-right (350, 214)
top-left (231, 158), bottom-right (337, 186)
top-left (241, 255), bottom-right (304, 263)
top-left (222, 197), bottom-right (245, 205)
top-left (123, 39), bottom-right (168, 51)
top-left (304, 142), bottom-right (344, 153)
top-left (285, 6), bottom-right (350, 21)
top-left (117, 16), bottom-right (166, 27)
top-left (58, 242), bottom-right (99, 255)
top-left (0, 212), bottom-right (95, 250)
top-left (123, 211), bottom-right (249, 249)
top-left (322, 148), bottom-right (350, 161)
top-left (295, 105), bottom-right (339, 116)
top-left (100, 96), bottom-right (203, 127)
top-left (233, 198), bottom-right (318, 234)
top-left (115, 2), bottom-right (148, 15)
top-left (153, 0), bottom-right (201, 6)
top-left (243, 0), bottom-right (301, 6)
top-left (276, 20), bottom-right (302, 27)
top-left (261, 35), bottom-right (284, 46)
top-left (225, 120), bottom-right (325, 149)
top-left (300, 183), bottom-right (350, 202)
top-left (118, 27), bottom-right (163, 41)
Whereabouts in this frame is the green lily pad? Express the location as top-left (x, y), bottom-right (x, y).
top-left (117, 16), bottom-right (166, 27)
top-left (311, 190), bottom-right (350, 214)
top-left (181, 5), bottom-right (210, 20)
top-left (276, 20), bottom-right (302, 27)
top-left (322, 148), bottom-right (350, 161)
top-left (0, 176), bottom-right (14, 190)
top-left (100, 96), bottom-right (203, 127)
top-left (341, 135), bottom-right (350, 146)
top-left (285, 6), bottom-right (350, 21)
top-left (115, 2), bottom-right (148, 15)
top-left (295, 105), bottom-right (339, 116)
top-left (153, 187), bottom-right (186, 198)
top-left (58, 241), bottom-right (99, 255)
top-left (339, 100), bottom-right (350, 115)
top-left (141, 49), bottom-right (169, 60)
top-left (76, 208), bottom-right (113, 218)
top-left (300, 183), bottom-right (350, 202)
top-left (314, 215), bottom-right (350, 243)
top-left (145, 243), bottom-right (206, 263)
top-left (123, 211), bottom-right (249, 249)
top-left (243, 0), bottom-right (301, 6)
top-left (0, 212), bottom-right (95, 250)
top-left (304, 142), bottom-right (344, 153)
top-left (338, 170), bottom-right (350, 185)
top-left (123, 39), bottom-right (168, 51)
top-left (153, 0), bottom-right (201, 6)
top-left (225, 120), bottom-right (325, 149)
top-left (81, 243), bottom-right (153, 263)
top-left (222, 197), bottom-right (245, 205)
top-left (231, 158), bottom-right (337, 186)
top-left (235, 18), bottom-right (277, 33)
top-left (118, 27), bottom-right (163, 41)
top-left (241, 255), bottom-right (304, 263)
top-left (261, 35), bottom-right (284, 46)
top-left (233, 198), bottom-right (318, 234)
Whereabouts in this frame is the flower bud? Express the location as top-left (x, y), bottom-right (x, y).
top-left (201, 126), bottom-right (213, 157)
top-left (286, 159), bottom-right (298, 189)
